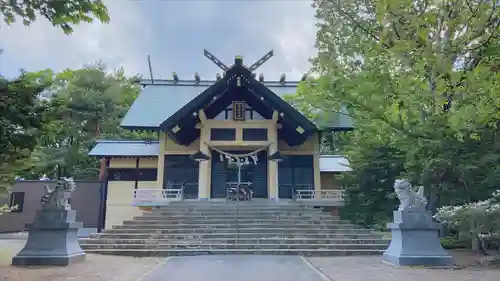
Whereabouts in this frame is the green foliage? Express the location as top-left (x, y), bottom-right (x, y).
top-left (436, 190), bottom-right (500, 251)
top-left (440, 236), bottom-right (468, 250)
top-left (338, 128), bottom-right (404, 227)
top-left (289, 0), bottom-right (500, 226)
top-left (1, 0), bottom-right (110, 34)
top-left (18, 64), bottom-right (154, 180)
top-left (0, 70), bottom-right (53, 193)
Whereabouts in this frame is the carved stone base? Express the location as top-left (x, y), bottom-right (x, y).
top-left (382, 210), bottom-right (454, 266)
top-left (12, 209), bottom-right (86, 266)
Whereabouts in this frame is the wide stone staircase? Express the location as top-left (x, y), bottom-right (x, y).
top-left (79, 201), bottom-right (390, 256)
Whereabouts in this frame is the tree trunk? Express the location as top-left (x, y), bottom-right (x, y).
top-left (98, 159), bottom-right (106, 181)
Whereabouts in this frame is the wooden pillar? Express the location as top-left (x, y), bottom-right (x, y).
top-left (198, 124), bottom-right (211, 200)
top-left (156, 132), bottom-right (166, 189)
top-left (268, 111), bottom-right (279, 200)
top-left (313, 132), bottom-right (322, 199)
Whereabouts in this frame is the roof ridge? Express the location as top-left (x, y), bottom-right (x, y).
top-left (137, 79), bottom-right (301, 87)
top-left (319, 155), bottom-right (348, 158)
top-left (95, 139), bottom-right (159, 143)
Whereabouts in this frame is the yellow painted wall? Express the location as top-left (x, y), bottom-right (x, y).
top-left (201, 119), bottom-right (278, 143)
top-left (278, 133), bottom-right (316, 154)
top-left (108, 157), bottom-right (159, 168)
top-left (137, 181), bottom-right (158, 189)
top-left (199, 118), bottom-right (281, 199)
top-left (105, 157), bottom-right (159, 228)
top-left (138, 157), bottom-right (158, 168)
top-left (153, 117), bottom-right (325, 199)
top-left (109, 158), bottom-right (136, 168)
top-left (105, 181), bottom-right (141, 229)
top-left (157, 133), bottom-right (166, 189)
top-left (320, 172), bottom-right (341, 190)
top-left (165, 134), bottom-right (199, 154)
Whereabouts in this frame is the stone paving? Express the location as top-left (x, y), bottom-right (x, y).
top-left (139, 255), bottom-right (328, 281)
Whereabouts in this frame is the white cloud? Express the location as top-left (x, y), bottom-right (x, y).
top-left (0, 0), bottom-right (152, 77)
top-left (0, 0), bottom-right (317, 80)
top-left (242, 1), bottom-right (317, 80)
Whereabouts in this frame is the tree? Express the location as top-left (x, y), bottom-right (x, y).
top-left (0, 70), bottom-right (53, 193)
top-left (290, 0), bottom-right (500, 226)
top-left (21, 64), bottom-right (153, 180)
top-left (1, 0), bottom-right (109, 34)
top-left (435, 189), bottom-right (500, 255)
top-left (0, 0), bottom-right (110, 215)
top-left (338, 126), bottom-right (405, 229)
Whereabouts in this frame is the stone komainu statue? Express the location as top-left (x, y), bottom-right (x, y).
top-left (40, 177), bottom-right (76, 210)
top-left (393, 179), bottom-right (428, 211)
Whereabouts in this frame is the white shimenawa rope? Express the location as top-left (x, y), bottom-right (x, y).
top-left (205, 142), bottom-right (271, 158)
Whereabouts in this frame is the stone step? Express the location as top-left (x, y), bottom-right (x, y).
top-left (80, 243), bottom-right (388, 250)
top-left (152, 208), bottom-right (314, 212)
top-left (81, 248), bottom-right (384, 257)
top-left (147, 212), bottom-right (323, 216)
top-left (90, 232), bottom-right (382, 240)
top-left (153, 202), bottom-right (321, 210)
top-left (137, 212), bottom-right (340, 220)
top-left (149, 208), bottom-right (322, 214)
top-left (114, 223), bottom-right (362, 230)
top-left (79, 238), bottom-right (390, 245)
top-left (160, 202), bottom-right (312, 207)
top-left (138, 214), bottom-right (336, 220)
top-left (102, 228), bottom-right (372, 234)
top-left (124, 220), bottom-right (352, 225)
top-left (133, 216), bottom-right (350, 224)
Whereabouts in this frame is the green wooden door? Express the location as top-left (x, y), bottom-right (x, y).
top-left (278, 155), bottom-right (314, 199)
top-left (164, 155), bottom-right (199, 199)
top-left (211, 151), bottom-right (268, 199)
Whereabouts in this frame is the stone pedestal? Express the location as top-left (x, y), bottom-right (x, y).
top-left (12, 209), bottom-right (86, 266)
top-left (382, 210), bottom-right (454, 266)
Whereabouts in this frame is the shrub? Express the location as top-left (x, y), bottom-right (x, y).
top-left (435, 190), bottom-right (500, 252)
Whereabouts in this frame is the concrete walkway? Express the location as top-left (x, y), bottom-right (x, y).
top-left (139, 255), bottom-right (329, 281)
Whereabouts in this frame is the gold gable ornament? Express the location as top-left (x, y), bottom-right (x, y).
top-left (232, 101), bottom-right (245, 121)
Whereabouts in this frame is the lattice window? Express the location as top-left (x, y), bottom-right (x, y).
top-left (107, 168), bottom-right (157, 181)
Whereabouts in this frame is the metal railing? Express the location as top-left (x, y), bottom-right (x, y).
top-left (132, 188), bottom-right (184, 205)
top-left (295, 189), bottom-right (344, 201)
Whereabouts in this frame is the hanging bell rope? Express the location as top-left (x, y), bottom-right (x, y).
top-left (204, 142), bottom-right (272, 158)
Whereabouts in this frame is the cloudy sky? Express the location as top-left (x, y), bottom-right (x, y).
top-left (0, 0), bottom-right (317, 81)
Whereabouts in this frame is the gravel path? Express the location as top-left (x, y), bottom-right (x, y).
top-left (0, 239), bottom-right (161, 281)
top-left (1, 238), bottom-right (499, 281)
top-left (307, 251), bottom-right (500, 281)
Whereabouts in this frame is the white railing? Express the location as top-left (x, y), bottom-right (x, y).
top-left (132, 189), bottom-right (183, 205)
top-left (295, 190), bottom-right (344, 201)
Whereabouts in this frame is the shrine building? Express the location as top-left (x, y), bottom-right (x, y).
top-left (89, 51), bottom-right (353, 229)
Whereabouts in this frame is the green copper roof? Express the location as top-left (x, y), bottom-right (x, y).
top-left (88, 140), bottom-right (160, 157)
top-left (121, 80), bottom-right (353, 130)
top-left (313, 107), bottom-right (354, 129)
top-left (121, 84), bottom-right (207, 128)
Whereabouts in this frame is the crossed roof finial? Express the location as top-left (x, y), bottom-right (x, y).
top-left (203, 49), bottom-right (274, 73)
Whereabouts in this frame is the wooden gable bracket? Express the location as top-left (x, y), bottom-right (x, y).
top-left (171, 125), bottom-right (181, 133)
top-left (272, 110), bottom-right (283, 129)
top-left (198, 109), bottom-right (207, 124)
top-left (272, 110), bottom-right (279, 123)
